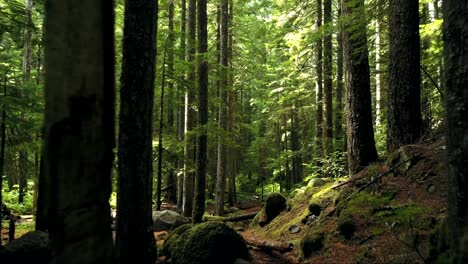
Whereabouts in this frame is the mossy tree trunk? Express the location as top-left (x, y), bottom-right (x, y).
top-left (42, 0), bottom-right (115, 262)
top-left (342, 0), bottom-right (378, 174)
top-left (443, 1), bottom-right (468, 262)
top-left (116, 0), bottom-right (158, 262)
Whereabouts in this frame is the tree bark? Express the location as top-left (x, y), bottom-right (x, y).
top-left (192, 0), bottom-right (208, 224)
top-left (323, 0), bottom-right (333, 155)
top-left (443, 1), bottom-right (468, 262)
top-left (0, 74), bottom-right (6, 242)
top-left (342, 0), bottom-right (378, 174)
top-left (387, 0), bottom-right (422, 152)
top-left (176, 0), bottom-right (187, 211)
top-left (182, 0), bottom-right (197, 218)
top-left (315, 0), bottom-right (323, 156)
top-left (116, 0), bottom-right (158, 262)
top-left (42, 0), bottom-right (115, 262)
top-left (335, 6), bottom-right (344, 152)
top-left (215, 0), bottom-right (229, 216)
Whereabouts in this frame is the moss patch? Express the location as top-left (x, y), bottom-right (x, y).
top-left (300, 229), bottom-right (324, 259)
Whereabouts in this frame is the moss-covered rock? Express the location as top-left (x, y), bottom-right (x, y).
top-left (162, 223), bottom-right (192, 257)
top-left (171, 222), bottom-right (249, 264)
top-left (1, 231), bottom-right (50, 264)
top-left (264, 193), bottom-right (287, 223)
top-left (336, 213), bottom-right (356, 240)
top-left (300, 229), bottom-right (324, 259)
top-left (308, 203), bottom-right (322, 216)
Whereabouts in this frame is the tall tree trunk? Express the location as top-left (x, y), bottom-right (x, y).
top-left (176, 0), bottom-right (187, 211)
top-left (116, 0), bottom-right (158, 262)
top-left (193, 0), bottom-right (208, 224)
top-left (335, 6), bottom-right (344, 152)
top-left (374, 10), bottom-right (383, 127)
top-left (183, 0), bottom-right (197, 217)
top-left (323, 0), bottom-right (333, 155)
top-left (387, 0), bottom-right (422, 152)
top-left (227, 0), bottom-right (236, 207)
top-left (443, 1), bottom-right (468, 262)
top-left (342, 0), bottom-right (378, 174)
top-left (0, 74), bottom-right (6, 242)
top-left (42, 0), bottom-right (115, 262)
top-left (166, 0), bottom-right (177, 204)
top-left (291, 106), bottom-right (303, 183)
top-left (215, 0), bottom-right (229, 216)
top-left (19, 0), bottom-right (34, 205)
top-left (315, 0), bottom-right (323, 156)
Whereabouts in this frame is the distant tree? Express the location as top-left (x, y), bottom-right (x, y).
top-left (387, 0), bottom-right (422, 152)
top-left (116, 0), bottom-right (158, 262)
top-left (323, 0), bottom-right (333, 155)
top-left (342, 0), bottom-right (378, 174)
top-left (335, 5), bottom-right (344, 151)
top-left (193, 0), bottom-right (208, 224)
top-left (42, 0), bottom-right (115, 262)
top-left (315, 0), bottom-right (323, 156)
top-left (443, 0), bottom-right (468, 262)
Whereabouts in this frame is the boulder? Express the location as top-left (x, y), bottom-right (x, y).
top-left (162, 223), bottom-right (193, 257)
top-left (264, 193), bottom-right (287, 223)
top-left (1, 231), bottom-right (50, 264)
top-left (153, 210), bottom-right (189, 232)
top-left (308, 178), bottom-right (327, 187)
top-left (171, 222), bottom-right (249, 264)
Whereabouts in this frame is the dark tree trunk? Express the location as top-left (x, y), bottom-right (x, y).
top-left (323, 0), bottom-right (333, 155)
top-left (335, 6), bottom-right (344, 152)
top-left (18, 151), bottom-right (27, 204)
top-left (193, 0), bottom-right (208, 224)
top-left (215, 0), bottom-right (229, 216)
top-left (42, 0), bottom-right (115, 262)
top-left (387, 0), bottom-right (422, 152)
top-left (116, 0), bottom-right (158, 262)
top-left (443, 1), bottom-right (468, 262)
top-left (182, 0), bottom-right (196, 217)
top-left (291, 106), bottom-right (303, 183)
top-left (176, 0), bottom-right (187, 211)
top-left (342, 0), bottom-right (378, 174)
top-left (315, 0), bottom-right (323, 156)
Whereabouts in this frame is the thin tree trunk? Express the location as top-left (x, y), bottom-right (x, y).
top-left (182, 0), bottom-right (197, 217)
top-left (315, 0), bottom-right (323, 156)
top-left (193, 0), bottom-right (208, 224)
top-left (374, 12), bottom-right (382, 127)
top-left (0, 74), bottom-right (6, 242)
top-left (335, 6), bottom-right (344, 152)
top-left (42, 0), bottom-right (115, 262)
top-left (323, 0), bottom-right (333, 156)
top-left (215, 0), bottom-right (229, 216)
top-left (116, 0), bottom-right (158, 262)
top-left (176, 0), bottom-right (187, 211)
top-left (443, 1), bottom-right (468, 262)
top-left (342, 0), bottom-right (378, 174)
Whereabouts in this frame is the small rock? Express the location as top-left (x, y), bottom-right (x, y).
top-left (289, 224), bottom-right (301, 234)
top-left (427, 184), bottom-right (436, 193)
top-left (308, 178), bottom-right (327, 187)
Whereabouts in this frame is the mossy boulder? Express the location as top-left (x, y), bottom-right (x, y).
top-left (162, 223), bottom-right (192, 257)
top-left (308, 203), bottom-right (322, 216)
top-left (300, 229), bottom-right (324, 259)
top-left (336, 213), bottom-right (356, 240)
top-left (171, 222), bottom-right (249, 264)
top-left (1, 231), bottom-right (50, 264)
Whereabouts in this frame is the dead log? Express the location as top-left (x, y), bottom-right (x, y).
top-left (244, 237), bottom-right (293, 253)
top-left (225, 212), bottom-right (259, 222)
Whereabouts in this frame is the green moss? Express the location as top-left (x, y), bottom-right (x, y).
top-left (202, 214), bottom-right (226, 222)
top-left (162, 223), bottom-right (192, 257)
top-left (300, 229), bottom-right (324, 259)
top-left (171, 222), bottom-right (248, 264)
top-left (356, 246), bottom-right (373, 264)
top-left (336, 212), bottom-right (356, 239)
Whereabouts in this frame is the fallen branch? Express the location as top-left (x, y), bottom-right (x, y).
top-left (225, 212), bottom-right (259, 222)
top-left (244, 237), bottom-right (293, 253)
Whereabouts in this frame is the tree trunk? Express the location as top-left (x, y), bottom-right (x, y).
top-left (116, 0), bottom-right (158, 262)
top-left (183, 0), bottom-right (197, 217)
top-left (323, 0), bottom-right (333, 155)
top-left (443, 1), bottom-right (468, 262)
top-left (315, 0), bottom-right (323, 156)
top-left (176, 0), bottom-right (187, 211)
top-left (42, 0), bottom-right (115, 262)
top-left (335, 6), bottom-right (344, 152)
top-left (166, 0), bottom-right (177, 204)
top-left (291, 106), bottom-right (303, 183)
top-left (387, 0), bottom-right (422, 152)
top-left (374, 10), bottom-right (383, 128)
top-left (192, 0), bottom-right (208, 224)
top-left (342, 0), bottom-right (378, 174)
top-left (215, 0), bottom-right (229, 216)
top-left (0, 74), bottom-right (6, 242)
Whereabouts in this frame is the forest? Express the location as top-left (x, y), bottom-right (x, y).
top-left (0, 0), bottom-right (467, 263)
